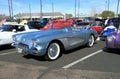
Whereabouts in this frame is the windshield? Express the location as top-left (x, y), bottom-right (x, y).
top-left (76, 22), bottom-right (89, 26)
top-left (27, 20), bottom-right (48, 29)
top-left (0, 25), bottom-right (25, 31)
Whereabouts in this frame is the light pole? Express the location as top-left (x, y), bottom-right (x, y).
top-left (52, 0), bottom-right (54, 19)
top-left (29, 4), bottom-right (32, 20)
top-left (105, 0), bottom-right (107, 10)
top-left (108, 0), bottom-right (110, 11)
top-left (78, 0), bottom-right (80, 18)
top-left (8, 0), bottom-right (13, 19)
top-left (40, 0), bottom-right (42, 19)
top-left (116, 0), bottom-right (120, 17)
top-left (8, 0), bottom-right (11, 18)
top-left (75, 0), bottom-right (77, 18)
top-left (10, 0), bottom-right (13, 18)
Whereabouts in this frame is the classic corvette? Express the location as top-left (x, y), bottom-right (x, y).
top-left (0, 24), bottom-right (38, 46)
top-left (106, 26), bottom-right (120, 49)
top-left (12, 24), bottom-right (98, 61)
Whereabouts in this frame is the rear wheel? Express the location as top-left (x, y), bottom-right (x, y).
top-left (45, 42), bottom-right (61, 61)
top-left (87, 35), bottom-right (95, 47)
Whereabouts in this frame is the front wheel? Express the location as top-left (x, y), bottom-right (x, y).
top-left (87, 35), bottom-right (95, 47)
top-left (45, 42), bottom-right (61, 61)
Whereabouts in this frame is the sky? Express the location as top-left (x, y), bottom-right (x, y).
top-left (0, 0), bottom-right (119, 16)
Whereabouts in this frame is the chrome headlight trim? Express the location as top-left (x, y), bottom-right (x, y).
top-left (107, 36), bottom-right (114, 42)
top-left (30, 40), bottom-right (40, 47)
top-left (12, 35), bottom-right (16, 42)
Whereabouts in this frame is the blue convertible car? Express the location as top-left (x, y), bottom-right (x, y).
top-left (12, 24), bottom-right (98, 61)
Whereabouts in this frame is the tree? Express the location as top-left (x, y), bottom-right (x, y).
top-left (68, 14), bottom-right (73, 18)
top-left (64, 14), bottom-right (73, 19)
top-left (0, 14), bottom-right (6, 20)
top-left (94, 13), bottom-right (101, 17)
top-left (101, 10), bottom-right (115, 19)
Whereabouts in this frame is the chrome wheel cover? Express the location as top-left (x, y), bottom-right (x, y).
top-left (88, 35), bottom-right (94, 47)
top-left (47, 43), bottom-right (60, 60)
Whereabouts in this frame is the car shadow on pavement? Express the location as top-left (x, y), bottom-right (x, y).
top-left (64, 45), bottom-right (88, 54)
top-left (0, 44), bottom-right (14, 51)
top-left (22, 43), bottom-right (98, 62)
top-left (103, 47), bottom-right (120, 55)
top-left (22, 45), bottom-right (87, 62)
top-left (64, 42), bottom-right (98, 55)
top-left (23, 54), bottom-right (46, 61)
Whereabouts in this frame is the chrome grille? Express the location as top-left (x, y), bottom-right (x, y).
top-left (17, 43), bottom-right (28, 50)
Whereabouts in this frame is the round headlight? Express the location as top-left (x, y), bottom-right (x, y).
top-left (12, 36), bottom-right (16, 41)
top-left (30, 40), bottom-right (39, 46)
top-left (30, 40), bottom-right (34, 45)
top-left (107, 36), bottom-right (114, 42)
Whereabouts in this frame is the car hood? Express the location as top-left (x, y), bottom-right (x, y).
top-left (14, 29), bottom-right (61, 44)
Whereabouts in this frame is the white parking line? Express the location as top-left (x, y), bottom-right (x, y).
top-left (62, 50), bottom-right (103, 69)
top-left (0, 51), bottom-right (16, 56)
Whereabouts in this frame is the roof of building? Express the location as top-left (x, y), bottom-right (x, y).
top-left (15, 12), bottom-right (64, 18)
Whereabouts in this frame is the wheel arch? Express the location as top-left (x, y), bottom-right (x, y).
top-left (44, 39), bottom-right (65, 61)
top-left (86, 33), bottom-right (96, 47)
top-left (90, 33), bottom-right (96, 40)
top-left (48, 39), bottom-right (65, 52)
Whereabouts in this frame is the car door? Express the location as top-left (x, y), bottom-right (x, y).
top-left (5, 25), bottom-right (26, 44)
top-left (63, 28), bottom-right (86, 47)
top-left (0, 30), bottom-right (16, 45)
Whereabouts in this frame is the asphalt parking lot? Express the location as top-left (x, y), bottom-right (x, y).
top-left (0, 40), bottom-right (120, 79)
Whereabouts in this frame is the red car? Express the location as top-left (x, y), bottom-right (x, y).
top-left (91, 21), bottom-right (103, 34)
top-left (40, 19), bottom-right (73, 30)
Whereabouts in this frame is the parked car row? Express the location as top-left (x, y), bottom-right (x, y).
top-left (11, 22), bottom-right (98, 61)
top-left (0, 18), bottom-right (73, 46)
top-left (1, 18), bottom-right (120, 61)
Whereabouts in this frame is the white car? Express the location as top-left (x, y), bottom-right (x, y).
top-left (0, 24), bottom-right (39, 45)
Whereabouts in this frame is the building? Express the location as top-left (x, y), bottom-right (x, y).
top-left (15, 12), bottom-right (66, 20)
